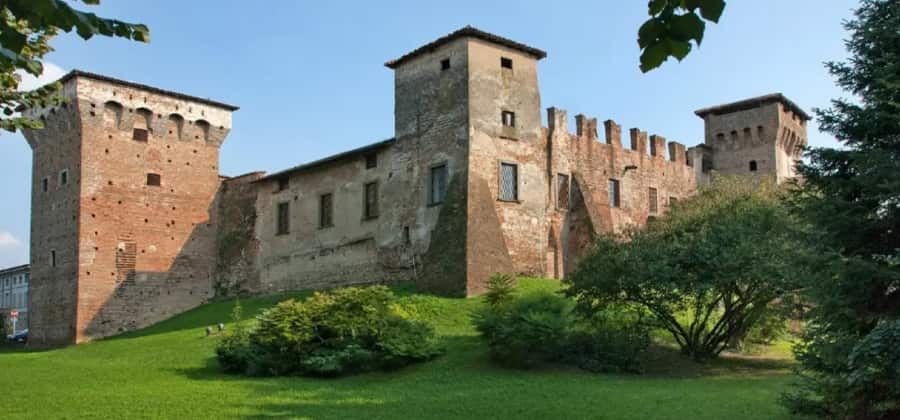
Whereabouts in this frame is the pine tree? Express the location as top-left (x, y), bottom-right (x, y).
top-left (785, 1), bottom-right (900, 418)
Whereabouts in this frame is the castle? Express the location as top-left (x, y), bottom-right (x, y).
top-left (22, 27), bottom-right (808, 346)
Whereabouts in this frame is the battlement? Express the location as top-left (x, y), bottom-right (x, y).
top-left (548, 107), bottom-right (693, 166)
top-left (25, 71), bottom-right (236, 148)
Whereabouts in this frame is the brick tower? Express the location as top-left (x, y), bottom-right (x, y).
top-left (22, 71), bottom-right (237, 346)
top-left (695, 93), bottom-right (808, 183)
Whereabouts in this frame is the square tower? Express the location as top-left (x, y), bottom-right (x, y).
top-left (22, 71), bottom-right (237, 346)
top-left (695, 93), bottom-right (809, 183)
top-left (386, 27), bottom-right (547, 295)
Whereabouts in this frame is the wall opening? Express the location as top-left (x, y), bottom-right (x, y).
top-left (608, 179), bottom-right (621, 208)
top-left (501, 57), bottom-right (513, 69)
top-left (195, 119), bottom-right (211, 142)
top-left (556, 173), bottom-right (570, 209)
top-left (276, 177), bottom-right (289, 192)
top-left (319, 193), bottom-right (334, 228)
top-left (146, 173), bottom-right (161, 186)
top-left (168, 114), bottom-right (185, 140)
top-left (429, 163), bottom-right (448, 205)
top-left (501, 110), bottom-right (516, 127)
top-left (365, 152), bottom-right (378, 169)
top-left (364, 181), bottom-right (379, 220)
top-left (103, 101), bottom-right (124, 129)
top-left (499, 162), bottom-right (519, 202)
top-left (276, 202), bottom-right (290, 235)
top-left (749, 160), bottom-right (758, 172)
top-left (649, 187), bottom-right (658, 214)
top-left (50, 250), bottom-right (56, 268)
top-left (441, 58), bottom-right (451, 71)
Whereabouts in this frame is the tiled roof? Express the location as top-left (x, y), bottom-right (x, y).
top-left (385, 26), bottom-right (547, 69)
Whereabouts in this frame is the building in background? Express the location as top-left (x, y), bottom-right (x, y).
top-left (0, 264), bottom-right (29, 332)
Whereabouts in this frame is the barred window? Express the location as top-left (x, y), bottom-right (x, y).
top-left (649, 187), bottom-right (658, 214)
top-left (608, 179), bottom-right (621, 208)
top-left (430, 164), bottom-right (448, 205)
top-left (364, 182), bottom-right (379, 219)
top-left (276, 202), bottom-right (290, 235)
top-left (499, 163), bottom-right (518, 201)
top-left (320, 193), bottom-right (333, 228)
top-left (557, 174), bottom-right (570, 209)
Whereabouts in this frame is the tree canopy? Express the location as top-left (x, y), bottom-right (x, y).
top-left (566, 177), bottom-right (811, 361)
top-left (1, 0), bottom-right (148, 133)
top-left (784, 1), bottom-right (900, 418)
top-left (638, 0), bottom-right (727, 72)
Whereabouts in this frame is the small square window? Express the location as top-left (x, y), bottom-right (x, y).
top-left (502, 111), bottom-right (516, 127)
top-left (441, 58), bottom-right (451, 71)
top-left (277, 177), bottom-right (289, 192)
top-left (365, 153), bottom-right (377, 169)
top-left (501, 57), bottom-right (513, 69)
top-left (749, 160), bottom-right (758, 172)
top-left (608, 179), bottom-right (621, 208)
top-left (146, 173), bottom-right (161, 186)
top-left (499, 163), bottom-right (518, 202)
top-left (133, 128), bottom-right (148, 142)
top-left (320, 193), bottom-right (334, 228)
top-left (276, 202), bottom-right (290, 235)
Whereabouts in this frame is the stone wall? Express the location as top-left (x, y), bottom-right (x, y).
top-left (215, 172), bottom-right (264, 296)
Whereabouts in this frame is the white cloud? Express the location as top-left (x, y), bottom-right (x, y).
top-left (0, 231), bottom-right (22, 248)
top-left (16, 62), bottom-right (66, 91)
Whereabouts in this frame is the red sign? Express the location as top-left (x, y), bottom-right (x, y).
top-left (9, 310), bottom-right (18, 318)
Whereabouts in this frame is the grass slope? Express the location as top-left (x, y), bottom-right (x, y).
top-left (0, 279), bottom-right (795, 419)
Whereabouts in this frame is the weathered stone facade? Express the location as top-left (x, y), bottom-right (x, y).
top-left (23, 27), bottom-right (809, 345)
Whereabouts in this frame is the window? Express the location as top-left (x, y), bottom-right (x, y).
top-left (501, 57), bottom-right (513, 69)
top-left (42, 177), bottom-right (48, 193)
top-left (146, 173), bottom-right (161, 186)
top-left (557, 174), bottom-right (570, 209)
top-left (499, 163), bottom-right (518, 201)
top-left (749, 160), bottom-right (758, 172)
top-left (365, 153), bottom-right (377, 169)
top-left (429, 164), bottom-right (448, 205)
top-left (364, 182), bottom-right (379, 219)
top-left (319, 193), bottom-right (333, 228)
top-left (502, 110), bottom-right (516, 127)
top-left (276, 202), bottom-right (290, 235)
top-left (276, 177), bottom-right (289, 192)
top-left (649, 187), bottom-right (658, 214)
top-left (59, 170), bottom-right (68, 186)
top-left (403, 226), bottom-right (411, 245)
top-left (50, 250), bottom-right (56, 268)
top-left (608, 179), bottom-right (621, 208)
top-left (441, 58), bottom-right (451, 71)
top-left (132, 128), bottom-right (148, 142)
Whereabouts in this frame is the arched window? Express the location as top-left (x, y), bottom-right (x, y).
top-left (749, 160), bottom-right (758, 172)
top-left (103, 101), bottom-right (123, 129)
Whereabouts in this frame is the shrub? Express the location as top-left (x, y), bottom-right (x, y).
top-left (473, 277), bottom-right (650, 372)
top-left (215, 286), bottom-right (443, 377)
top-left (473, 289), bottom-right (573, 368)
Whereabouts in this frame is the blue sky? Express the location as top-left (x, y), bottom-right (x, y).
top-left (0, 0), bottom-right (858, 267)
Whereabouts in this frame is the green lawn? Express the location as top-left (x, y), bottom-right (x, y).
top-left (0, 279), bottom-right (797, 419)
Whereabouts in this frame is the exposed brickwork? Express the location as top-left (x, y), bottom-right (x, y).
top-left (22, 28), bottom-right (811, 346)
top-left (23, 74), bottom-right (235, 346)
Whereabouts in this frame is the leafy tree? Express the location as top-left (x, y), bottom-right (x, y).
top-left (638, 0), bottom-right (727, 72)
top-left (783, 1), bottom-right (900, 417)
top-left (1, 0), bottom-right (148, 133)
top-left (566, 177), bottom-right (811, 361)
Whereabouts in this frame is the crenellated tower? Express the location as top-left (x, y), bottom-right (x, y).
top-left (23, 71), bottom-right (237, 346)
top-left (695, 94), bottom-right (808, 183)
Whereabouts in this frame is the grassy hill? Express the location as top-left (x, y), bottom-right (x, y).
top-left (0, 279), bottom-right (796, 419)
